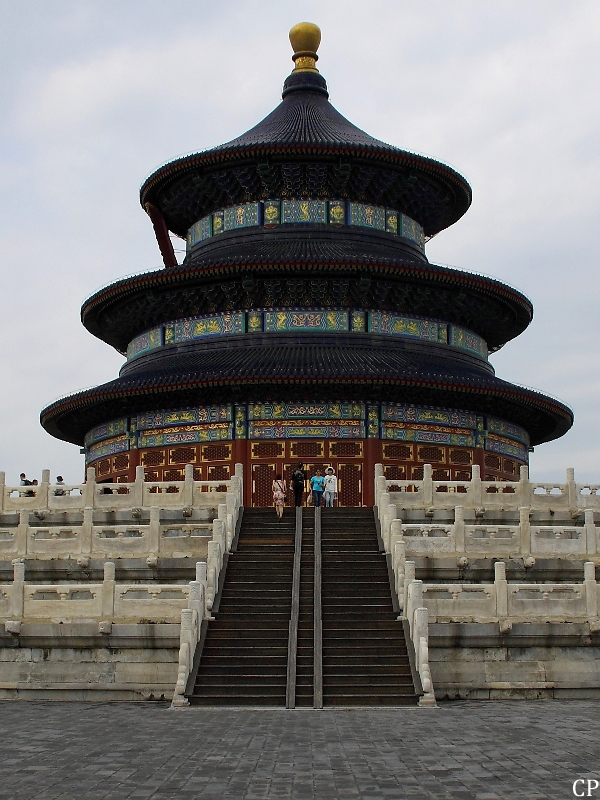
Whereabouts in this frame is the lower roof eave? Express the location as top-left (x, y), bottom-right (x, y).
top-left (40, 374), bottom-right (573, 449)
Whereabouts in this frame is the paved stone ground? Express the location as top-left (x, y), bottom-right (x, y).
top-left (0, 701), bottom-right (598, 800)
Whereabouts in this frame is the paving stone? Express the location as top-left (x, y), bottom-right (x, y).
top-left (0, 701), bottom-right (599, 798)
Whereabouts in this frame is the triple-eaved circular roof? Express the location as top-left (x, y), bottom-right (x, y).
top-left (40, 35), bottom-right (574, 451)
top-left (140, 72), bottom-right (472, 238)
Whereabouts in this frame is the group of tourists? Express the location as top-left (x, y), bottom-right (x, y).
top-left (271, 463), bottom-right (338, 518)
top-left (19, 474), bottom-right (67, 497)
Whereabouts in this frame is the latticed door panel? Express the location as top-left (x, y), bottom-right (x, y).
top-left (208, 464), bottom-right (230, 492)
top-left (383, 464), bottom-right (407, 491)
top-left (338, 463), bottom-right (362, 507)
top-left (252, 463), bottom-right (277, 507)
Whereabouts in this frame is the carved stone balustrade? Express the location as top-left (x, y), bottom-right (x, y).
top-left (403, 561), bottom-right (599, 628)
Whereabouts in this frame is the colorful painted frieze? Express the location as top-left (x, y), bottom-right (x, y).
top-left (247, 311), bottom-right (263, 332)
top-left (400, 215), bottom-right (425, 248)
top-left (385, 209), bottom-right (399, 234)
top-left (138, 423), bottom-right (233, 448)
top-left (186, 200), bottom-right (425, 252)
top-left (212, 210), bottom-right (224, 235)
top-left (235, 405), bottom-right (248, 439)
top-left (349, 203), bottom-right (385, 231)
top-left (164, 313), bottom-right (244, 345)
top-left (224, 202), bottom-right (260, 231)
top-left (187, 216), bottom-right (212, 248)
top-left (328, 200), bottom-right (346, 225)
top-left (134, 406), bottom-right (232, 431)
top-left (486, 416), bottom-right (530, 446)
top-left (263, 200), bottom-right (281, 227)
top-left (449, 325), bottom-right (488, 359)
top-left (86, 434), bottom-right (129, 462)
top-left (369, 313), bottom-right (447, 343)
top-left (126, 327), bottom-right (163, 360)
top-left (249, 420), bottom-right (365, 439)
top-left (485, 433), bottom-right (528, 461)
top-left (350, 311), bottom-right (366, 332)
top-left (381, 404), bottom-right (481, 430)
top-left (127, 310), bottom-right (483, 356)
top-left (248, 402), bottom-right (364, 420)
top-left (282, 200), bottom-right (326, 224)
top-left (367, 405), bottom-right (380, 438)
top-left (264, 310), bottom-right (348, 332)
top-left (85, 418), bottom-right (129, 447)
top-left (381, 423), bottom-right (476, 447)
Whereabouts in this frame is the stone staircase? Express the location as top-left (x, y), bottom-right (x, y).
top-left (189, 507), bottom-right (294, 706)
top-left (189, 505), bottom-right (419, 706)
top-left (321, 508), bottom-right (419, 706)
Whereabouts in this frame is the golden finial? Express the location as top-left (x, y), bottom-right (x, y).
top-left (289, 22), bottom-right (321, 73)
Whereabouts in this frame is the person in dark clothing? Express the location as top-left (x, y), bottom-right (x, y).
top-left (291, 463), bottom-right (306, 507)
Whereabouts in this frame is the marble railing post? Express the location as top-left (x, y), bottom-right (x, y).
top-left (182, 464), bottom-right (194, 507)
top-left (414, 606), bottom-right (436, 706)
top-left (392, 533), bottom-right (406, 608)
top-left (217, 504), bottom-right (232, 550)
top-left (206, 540), bottom-right (221, 610)
top-left (382, 503), bottom-right (397, 552)
top-left (403, 561), bottom-right (416, 616)
top-left (38, 470), bottom-right (50, 507)
top-left (195, 561), bottom-right (208, 618)
top-left (132, 466), bottom-right (145, 507)
top-left (226, 492), bottom-right (237, 518)
top-left (375, 475), bottom-right (386, 510)
top-left (83, 467), bottom-right (96, 507)
top-left (374, 464), bottom-right (384, 505)
top-left (471, 464), bottom-right (483, 509)
top-left (102, 562), bottom-right (115, 618)
top-left (212, 518), bottom-right (226, 564)
top-left (226, 493), bottom-right (238, 544)
top-left (585, 510), bottom-right (597, 555)
top-left (566, 467), bottom-right (577, 512)
top-left (390, 518), bottom-right (403, 557)
top-left (519, 465), bottom-right (529, 507)
top-left (423, 464), bottom-right (433, 508)
top-left (81, 507), bottom-right (93, 555)
top-left (406, 579), bottom-right (423, 637)
top-left (584, 562), bottom-right (598, 619)
top-left (16, 509), bottom-right (28, 555)
top-left (172, 608), bottom-right (194, 706)
top-left (148, 507), bottom-right (160, 556)
top-left (380, 489), bottom-right (389, 531)
top-left (188, 581), bottom-right (204, 630)
top-left (234, 463), bottom-right (244, 506)
top-left (453, 506), bottom-right (465, 553)
top-left (10, 558), bottom-right (25, 620)
top-left (519, 507), bottom-right (531, 555)
top-left (494, 561), bottom-right (508, 617)
top-left (230, 476), bottom-right (242, 510)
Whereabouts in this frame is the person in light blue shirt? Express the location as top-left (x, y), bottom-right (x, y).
top-left (310, 470), bottom-right (325, 508)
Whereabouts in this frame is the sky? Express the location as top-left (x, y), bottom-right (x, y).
top-left (0, 0), bottom-right (599, 486)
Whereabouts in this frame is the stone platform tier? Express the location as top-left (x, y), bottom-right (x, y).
top-left (375, 464), bottom-right (600, 699)
top-left (0, 468), bottom-right (242, 701)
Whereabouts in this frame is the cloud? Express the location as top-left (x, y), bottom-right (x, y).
top-left (0, 0), bottom-right (599, 483)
